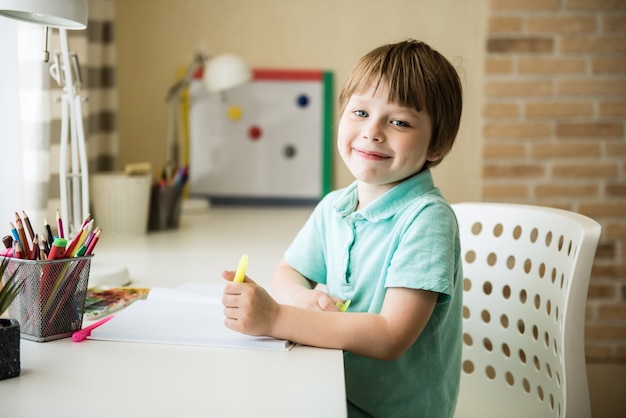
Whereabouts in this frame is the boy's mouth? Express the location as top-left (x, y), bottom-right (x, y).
top-left (354, 147), bottom-right (390, 161)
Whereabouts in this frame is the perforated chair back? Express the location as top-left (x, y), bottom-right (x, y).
top-left (452, 203), bottom-right (601, 418)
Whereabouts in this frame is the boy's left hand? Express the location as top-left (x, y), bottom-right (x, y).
top-left (221, 270), bottom-right (280, 337)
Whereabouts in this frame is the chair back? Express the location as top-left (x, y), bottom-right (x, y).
top-left (452, 203), bottom-right (601, 418)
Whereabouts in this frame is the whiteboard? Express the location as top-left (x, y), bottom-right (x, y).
top-left (188, 69), bottom-right (333, 204)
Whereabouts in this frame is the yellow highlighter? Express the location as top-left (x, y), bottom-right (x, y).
top-left (336, 299), bottom-right (351, 312)
top-left (233, 254), bottom-right (248, 283)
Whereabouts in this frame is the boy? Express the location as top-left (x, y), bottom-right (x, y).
top-left (222, 39), bottom-right (463, 417)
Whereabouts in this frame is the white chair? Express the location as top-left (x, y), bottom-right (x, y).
top-left (452, 203), bottom-right (601, 418)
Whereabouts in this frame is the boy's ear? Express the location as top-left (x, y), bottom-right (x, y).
top-left (427, 151), bottom-right (443, 163)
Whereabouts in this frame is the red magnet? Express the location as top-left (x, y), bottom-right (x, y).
top-left (248, 125), bottom-right (262, 140)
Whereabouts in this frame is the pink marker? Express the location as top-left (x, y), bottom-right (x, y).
top-left (72, 315), bottom-right (115, 342)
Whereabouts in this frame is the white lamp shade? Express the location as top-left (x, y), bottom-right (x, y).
top-left (0, 0), bottom-right (87, 29)
top-left (204, 53), bottom-right (252, 92)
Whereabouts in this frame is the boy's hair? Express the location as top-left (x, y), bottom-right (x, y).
top-left (338, 39), bottom-right (463, 167)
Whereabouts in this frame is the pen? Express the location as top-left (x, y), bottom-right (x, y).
top-left (72, 315), bottom-right (115, 342)
top-left (48, 237), bottom-right (68, 260)
top-left (44, 218), bottom-right (54, 247)
top-left (233, 254), bottom-right (248, 283)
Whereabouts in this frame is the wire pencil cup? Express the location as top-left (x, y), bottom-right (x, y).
top-left (1, 256), bottom-right (92, 342)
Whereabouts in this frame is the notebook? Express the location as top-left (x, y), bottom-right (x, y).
top-left (88, 283), bottom-right (294, 351)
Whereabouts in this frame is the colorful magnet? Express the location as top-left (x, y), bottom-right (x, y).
top-left (296, 94), bottom-right (309, 108)
top-left (248, 125), bottom-right (262, 140)
top-left (227, 105), bottom-right (243, 121)
top-left (283, 144), bottom-right (297, 159)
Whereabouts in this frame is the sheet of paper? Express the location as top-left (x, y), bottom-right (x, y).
top-left (89, 284), bottom-right (294, 351)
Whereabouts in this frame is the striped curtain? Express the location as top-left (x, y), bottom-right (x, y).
top-left (16, 0), bottom-right (117, 224)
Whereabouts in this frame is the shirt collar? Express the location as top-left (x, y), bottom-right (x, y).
top-left (333, 169), bottom-right (436, 222)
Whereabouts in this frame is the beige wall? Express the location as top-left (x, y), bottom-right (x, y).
top-left (115, 0), bottom-right (486, 203)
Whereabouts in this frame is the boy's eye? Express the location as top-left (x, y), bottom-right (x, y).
top-left (391, 120), bottom-right (410, 127)
top-left (354, 110), bottom-right (368, 117)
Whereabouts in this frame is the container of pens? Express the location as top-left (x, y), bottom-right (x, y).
top-left (148, 165), bottom-right (187, 231)
top-left (1, 210), bottom-right (101, 341)
top-left (2, 255), bottom-right (93, 342)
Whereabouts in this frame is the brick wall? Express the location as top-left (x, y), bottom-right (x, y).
top-left (484, 0), bottom-right (626, 362)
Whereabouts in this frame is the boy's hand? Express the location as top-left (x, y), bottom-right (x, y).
top-left (221, 270), bottom-right (280, 336)
top-left (290, 287), bottom-right (342, 312)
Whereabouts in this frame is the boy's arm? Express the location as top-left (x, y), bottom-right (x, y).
top-left (222, 274), bottom-right (437, 361)
top-left (270, 258), bottom-right (342, 312)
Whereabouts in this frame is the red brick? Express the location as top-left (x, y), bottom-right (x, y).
top-left (556, 122), bottom-right (623, 137)
top-left (489, 16), bottom-right (523, 33)
top-left (606, 142), bottom-right (626, 156)
top-left (483, 143), bottom-right (526, 158)
top-left (528, 16), bottom-right (597, 33)
top-left (558, 79), bottom-right (626, 95)
top-left (484, 122), bottom-right (552, 138)
top-left (488, 37), bottom-right (554, 53)
top-left (585, 324), bottom-right (626, 339)
top-left (588, 283), bottom-right (618, 298)
top-left (525, 102), bottom-right (592, 117)
top-left (531, 142), bottom-right (600, 157)
top-left (552, 163), bottom-right (618, 178)
top-left (484, 102), bottom-right (519, 117)
top-left (487, 80), bottom-right (553, 97)
top-left (600, 102), bottom-right (626, 117)
top-left (485, 57), bottom-right (513, 74)
top-left (483, 164), bottom-right (545, 177)
top-left (585, 344), bottom-right (612, 362)
top-left (491, 0), bottom-right (560, 10)
top-left (566, 0), bottom-right (626, 10)
top-left (596, 242), bottom-right (617, 259)
top-left (615, 346), bottom-right (626, 362)
top-left (579, 202), bottom-right (626, 217)
top-left (593, 57), bottom-right (626, 73)
top-left (606, 183), bottom-right (626, 198)
top-left (604, 222), bottom-right (626, 238)
top-left (483, 184), bottom-right (529, 199)
top-left (535, 183), bottom-right (599, 197)
top-left (518, 57), bottom-right (586, 74)
top-left (598, 305), bottom-right (626, 320)
top-left (603, 16), bottom-right (626, 32)
top-left (560, 36), bottom-right (626, 53)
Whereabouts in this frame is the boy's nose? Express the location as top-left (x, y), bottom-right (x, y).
top-left (361, 120), bottom-right (385, 142)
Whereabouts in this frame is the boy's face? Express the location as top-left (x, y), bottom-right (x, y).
top-left (337, 83), bottom-right (439, 191)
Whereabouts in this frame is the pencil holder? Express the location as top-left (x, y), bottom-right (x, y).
top-left (148, 183), bottom-right (183, 231)
top-left (91, 173), bottom-right (152, 235)
top-left (2, 256), bottom-right (92, 342)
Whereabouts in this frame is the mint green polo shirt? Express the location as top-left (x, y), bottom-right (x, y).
top-left (284, 169), bottom-right (462, 418)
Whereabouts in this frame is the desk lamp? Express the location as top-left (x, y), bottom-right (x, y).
top-left (0, 0), bottom-right (89, 238)
top-left (165, 51), bottom-right (251, 166)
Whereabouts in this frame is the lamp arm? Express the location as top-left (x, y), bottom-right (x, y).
top-left (58, 28), bottom-right (89, 236)
top-left (165, 52), bottom-right (207, 102)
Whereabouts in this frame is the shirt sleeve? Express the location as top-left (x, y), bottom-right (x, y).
top-left (385, 199), bottom-right (459, 303)
top-left (283, 197), bottom-right (330, 285)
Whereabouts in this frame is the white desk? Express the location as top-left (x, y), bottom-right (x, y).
top-left (0, 206), bottom-right (347, 418)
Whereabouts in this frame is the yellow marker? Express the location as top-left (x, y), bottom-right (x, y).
top-left (233, 254), bottom-right (248, 283)
top-left (336, 299), bottom-right (351, 312)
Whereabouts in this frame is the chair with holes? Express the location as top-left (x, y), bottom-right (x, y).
top-left (451, 202), bottom-right (601, 418)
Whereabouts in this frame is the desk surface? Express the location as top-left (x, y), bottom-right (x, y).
top-left (0, 206), bottom-right (347, 418)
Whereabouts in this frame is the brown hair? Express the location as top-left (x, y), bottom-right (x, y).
top-left (338, 39), bottom-right (463, 167)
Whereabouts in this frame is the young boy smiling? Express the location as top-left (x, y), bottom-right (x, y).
top-left (222, 39), bottom-right (464, 417)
